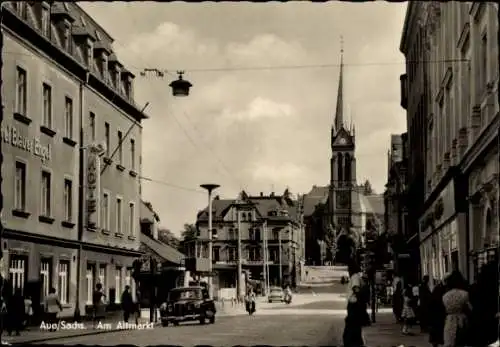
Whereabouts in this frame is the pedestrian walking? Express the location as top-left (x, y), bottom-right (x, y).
top-left (401, 285), bottom-right (416, 335)
top-left (6, 288), bottom-right (24, 336)
top-left (392, 281), bottom-right (403, 323)
top-left (43, 287), bottom-right (62, 332)
top-left (442, 270), bottom-right (471, 347)
top-left (428, 280), bottom-right (446, 347)
top-left (23, 296), bottom-right (33, 330)
top-left (418, 275), bottom-right (432, 333)
top-left (92, 283), bottom-right (106, 328)
top-left (469, 261), bottom-right (499, 347)
top-left (134, 288), bottom-right (141, 325)
top-left (120, 286), bottom-right (134, 323)
top-left (343, 262), bottom-right (370, 347)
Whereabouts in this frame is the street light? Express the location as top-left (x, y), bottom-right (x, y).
top-left (169, 71), bottom-right (193, 97)
top-left (200, 184), bottom-right (220, 299)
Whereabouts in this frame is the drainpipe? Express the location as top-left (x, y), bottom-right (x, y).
top-left (74, 70), bottom-right (90, 321)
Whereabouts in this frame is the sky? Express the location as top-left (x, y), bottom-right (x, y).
top-left (80, 1), bottom-right (408, 236)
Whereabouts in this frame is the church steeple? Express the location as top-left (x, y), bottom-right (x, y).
top-left (334, 37), bottom-right (344, 133)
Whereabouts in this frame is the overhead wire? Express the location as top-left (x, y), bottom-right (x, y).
top-left (108, 29), bottom-right (246, 195)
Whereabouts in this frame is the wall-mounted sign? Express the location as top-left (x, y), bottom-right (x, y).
top-left (85, 144), bottom-right (103, 228)
top-left (1, 125), bottom-right (51, 161)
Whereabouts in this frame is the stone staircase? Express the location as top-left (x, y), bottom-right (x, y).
top-left (298, 265), bottom-right (348, 294)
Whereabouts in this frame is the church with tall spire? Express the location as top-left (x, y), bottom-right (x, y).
top-left (300, 39), bottom-right (385, 265)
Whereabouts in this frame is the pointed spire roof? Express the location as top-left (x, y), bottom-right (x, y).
top-left (334, 36), bottom-right (344, 132)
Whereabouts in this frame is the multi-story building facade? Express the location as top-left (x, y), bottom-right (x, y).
top-left (384, 133), bottom-right (410, 275)
top-left (400, 3), bottom-right (499, 285)
top-left (1, 2), bottom-right (145, 317)
top-left (190, 190), bottom-right (305, 296)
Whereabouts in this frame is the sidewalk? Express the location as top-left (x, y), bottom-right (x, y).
top-left (363, 313), bottom-right (428, 347)
top-left (3, 315), bottom-right (159, 345)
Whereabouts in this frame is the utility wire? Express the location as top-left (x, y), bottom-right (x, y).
top-left (139, 176), bottom-right (206, 194)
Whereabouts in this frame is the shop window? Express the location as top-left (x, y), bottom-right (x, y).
top-left (58, 261), bottom-right (70, 304)
top-left (40, 258), bottom-right (52, 299)
top-left (9, 255), bottom-right (27, 294)
top-left (85, 263), bottom-right (95, 304)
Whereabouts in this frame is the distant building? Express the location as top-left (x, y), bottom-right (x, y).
top-left (302, 51), bottom-right (384, 265)
top-left (1, 2), bottom-right (145, 318)
top-left (190, 190), bottom-right (305, 297)
top-left (138, 201), bottom-right (186, 306)
top-left (384, 133), bottom-right (410, 275)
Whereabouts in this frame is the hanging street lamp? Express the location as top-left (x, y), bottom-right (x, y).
top-left (169, 71), bottom-right (193, 97)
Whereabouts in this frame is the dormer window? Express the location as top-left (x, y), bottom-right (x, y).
top-left (80, 16), bottom-right (86, 27)
top-left (86, 40), bottom-right (94, 67)
top-left (14, 2), bottom-right (27, 19)
top-left (41, 4), bottom-right (50, 36)
top-left (95, 30), bottom-right (101, 41)
top-left (62, 21), bottom-right (71, 52)
top-left (101, 52), bottom-right (109, 81)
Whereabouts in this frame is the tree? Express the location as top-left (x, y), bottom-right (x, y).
top-left (181, 223), bottom-right (197, 241)
top-left (157, 228), bottom-right (180, 250)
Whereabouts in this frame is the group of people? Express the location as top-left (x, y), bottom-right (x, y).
top-left (391, 261), bottom-right (499, 347)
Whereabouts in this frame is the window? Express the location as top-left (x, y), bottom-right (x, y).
top-left (62, 23), bottom-right (71, 52)
top-left (98, 265), bottom-right (106, 289)
top-left (86, 42), bottom-right (93, 66)
top-left (101, 192), bottom-right (110, 230)
top-left (117, 131), bottom-right (123, 164)
top-left (14, 161), bottom-right (26, 210)
top-left (125, 268), bottom-right (136, 301)
top-left (40, 259), bottom-right (52, 299)
top-left (41, 5), bottom-right (50, 36)
top-left (228, 228), bottom-right (235, 240)
top-left (58, 261), bottom-right (69, 304)
top-left (89, 112), bottom-right (96, 141)
top-left (115, 267), bottom-right (122, 303)
top-left (130, 139), bottom-right (136, 171)
top-left (128, 202), bottom-right (135, 236)
top-left (42, 83), bottom-right (52, 127)
top-left (16, 67), bottom-right (27, 115)
top-left (213, 247), bottom-right (220, 262)
top-left (41, 171), bottom-right (51, 216)
top-left (479, 32), bottom-right (488, 95)
top-left (9, 256), bottom-right (26, 294)
top-left (80, 15), bottom-right (87, 27)
top-left (273, 230), bottom-right (279, 240)
top-left (249, 228), bottom-right (254, 240)
top-left (104, 123), bottom-right (110, 157)
top-left (64, 179), bottom-right (73, 221)
top-left (64, 97), bottom-right (73, 138)
top-left (228, 248), bottom-right (236, 261)
top-left (254, 228), bottom-right (261, 241)
top-left (116, 197), bottom-right (123, 234)
top-left (85, 264), bottom-right (95, 304)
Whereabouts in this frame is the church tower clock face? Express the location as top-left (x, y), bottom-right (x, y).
top-left (339, 137), bottom-right (346, 145)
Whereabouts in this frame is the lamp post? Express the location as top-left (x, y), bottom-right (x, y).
top-left (200, 184), bottom-right (219, 300)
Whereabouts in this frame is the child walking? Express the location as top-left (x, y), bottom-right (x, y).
top-left (401, 285), bottom-right (415, 335)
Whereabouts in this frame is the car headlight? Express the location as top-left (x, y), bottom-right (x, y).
top-left (160, 303), bottom-right (167, 310)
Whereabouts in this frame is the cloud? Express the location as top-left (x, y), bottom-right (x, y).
top-left (221, 97), bottom-right (295, 122)
top-left (80, 2), bottom-right (408, 235)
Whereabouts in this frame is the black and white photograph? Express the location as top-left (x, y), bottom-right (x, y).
top-left (0, 1), bottom-right (499, 346)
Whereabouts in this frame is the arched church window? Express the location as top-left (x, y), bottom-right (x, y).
top-left (344, 153), bottom-right (351, 183)
top-left (337, 153), bottom-right (344, 182)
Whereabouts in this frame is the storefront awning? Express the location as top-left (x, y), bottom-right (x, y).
top-left (141, 234), bottom-right (185, 266)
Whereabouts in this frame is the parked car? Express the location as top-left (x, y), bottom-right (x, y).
top-left (159, 286), bottom-right (216, 326)
top-left (268, 287), bottom-right (284, 303)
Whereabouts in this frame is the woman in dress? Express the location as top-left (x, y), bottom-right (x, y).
top-left (428, 280), bottom-right (447, 347)
top-left (401, 285), bottom-right (416, 335)
top-left (442, 270), bottom-right (471, 347)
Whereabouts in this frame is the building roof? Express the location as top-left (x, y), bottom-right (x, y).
top-left (140, 233), bottom-right (185, 265)
top-left (197, 191), bottom-right (300, 223)
top-left (140, 200), bottom-right (160, 223)
top-left (302, 186), bottom-right (329, 217)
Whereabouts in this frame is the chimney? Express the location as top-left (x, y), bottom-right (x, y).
top-left (260, 192), bottom-right (263, 197)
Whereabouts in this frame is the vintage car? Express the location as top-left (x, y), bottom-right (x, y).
top-left (159, 286), bottom-right (216, 326)
top-left (268, 286), bottom-right (284, 303)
